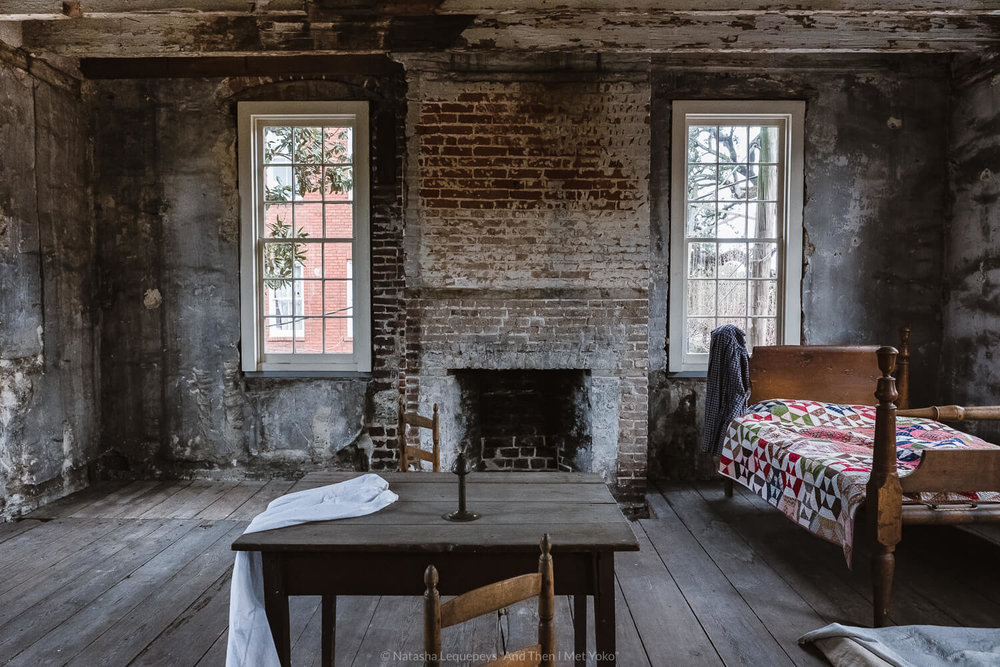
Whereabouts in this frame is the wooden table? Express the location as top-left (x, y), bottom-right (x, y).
top-left (232, 471), bottom-right (639, 666)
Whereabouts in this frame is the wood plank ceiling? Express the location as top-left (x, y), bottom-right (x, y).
top-left (1, 1), bottom-right (999, 58)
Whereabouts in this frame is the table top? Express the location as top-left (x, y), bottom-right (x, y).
top-left (232, 471), bottom-right (639, 554)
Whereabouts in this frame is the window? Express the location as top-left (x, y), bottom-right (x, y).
top-left (669, 101), bottom-right (804, 373)
top-left (239, 101), bottom-right (371, 373)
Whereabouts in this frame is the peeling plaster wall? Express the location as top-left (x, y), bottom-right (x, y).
top-left (92, 76), bottom-right (404, 479)
top-left (649, 56), bottom-right (951, 479)
top-left (0, 52), bottom-right (98, 518)
top-left (943, 56), bottom-right (1000, 444)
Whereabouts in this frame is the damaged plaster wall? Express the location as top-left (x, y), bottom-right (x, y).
top-left (943, 55), bottom-right (1000, 443)
top-left (0, 50), bottom-right (98, 518)
top-left (92, 75), bottom-right (404, 479)
top-left (649, 56), bottom-right (952, 479)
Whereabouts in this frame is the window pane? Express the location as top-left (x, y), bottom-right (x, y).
top-left (293, 127), bottom-right (323, 163)
top-left (323, 280), bottom-right (353, 319)
top-left (688, 242), bottom-right (716, 278)
top-left (324, 203), bottom-right (354, 238)
top-left (718, 243), bottom-right (747, 278)
top-left (750, 126), bottom-right (780, 163)
top-left (264, 166), bottom-right (294, 202)
top-left (323, 242), bottom-right (354, 279)
top-left (687, 203), bottom-right (716, 238)
top-left (687, 318), bottom-right (714, 354)
top-left (718, 280), bottom-right (747, 316)
top-left (263, 242), bottom-right (304, 281)
top-left (323, 166), bottom-right (353, 201)
top-left (749, 281), bottom-right (777, 316)
top-left (719, 317), bottom-right (748, 334)
top-left (263, 318), bottom-right (294, 353)
top-left (263, 203), bottom-right (294, 238)
top-left (687, 280), bottom-right (715, 316)
top-left (300, 243), bottom-right (322, 280)
top-left (324, 318), bottom-right (354, 354)
top-left (687, 165), bottom-right (716, 202)
top-left (293, 164), bottom-right (323, 200)
top-left (749, 317), bottom-right (777, 349)
top-left (750, 243), bottom-right (778, 279)
top-left (263, 126), bottom-right (293, 164)
top-left (717, 164), bottom-right (748, 201)
top-left (292, 203), bottom-right (323, 238)
top-left (718, 203), bottom-right (746, 238)
top-left (748, 202), bottom-right (778, 238)
top-left (688, 126), bottom-right (717, 164)
top-left (750, 164), bottom-right (778, 201)
top-left (718, 126), bottom-right (750, 163)
top-left (324, 127), bottom-right (353, 162)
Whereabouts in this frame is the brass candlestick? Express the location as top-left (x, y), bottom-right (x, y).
top-left (443, 450), bottom-right (480, 522)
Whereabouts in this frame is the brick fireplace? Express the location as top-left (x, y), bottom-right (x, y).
top-left (453, 370), bottom-right (591, 472)
top-left (400, 64), bottom-right (650, 507)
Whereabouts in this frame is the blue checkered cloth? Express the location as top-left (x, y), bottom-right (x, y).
top-left (702, 325), bottom-right (750, 455)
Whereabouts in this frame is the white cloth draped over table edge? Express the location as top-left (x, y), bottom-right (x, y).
top-left (226, 473), bottom-right (398, 667)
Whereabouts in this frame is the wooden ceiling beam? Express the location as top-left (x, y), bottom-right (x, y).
top-left (9, 9), bottom-right (999, 57)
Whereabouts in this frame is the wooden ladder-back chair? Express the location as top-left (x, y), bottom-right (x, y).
top-left (423, 534), bottom-right (555, 667)
top-left (399, 403), bottom-right (441, 472)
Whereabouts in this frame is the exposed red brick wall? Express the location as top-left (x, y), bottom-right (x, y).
top-left (403, 74), bottom-right (650, 505)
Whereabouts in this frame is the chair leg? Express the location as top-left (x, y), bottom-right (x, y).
top-left (724, 479), bottom-right (734, 498)
top-left (871, 545), bottom-right (895, 628)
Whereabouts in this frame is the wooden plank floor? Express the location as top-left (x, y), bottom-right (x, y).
top-left (4, 479), bottom-right (1000, 665)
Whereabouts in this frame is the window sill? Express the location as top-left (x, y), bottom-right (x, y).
top-left (668, 370), bottom-right (708, 379)
top-left (243, 370), bottom-right (372, 380)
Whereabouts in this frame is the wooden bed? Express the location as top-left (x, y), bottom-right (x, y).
top-left (725, 329), bottom-right (1000, 627)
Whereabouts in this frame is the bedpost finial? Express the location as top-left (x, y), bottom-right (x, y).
top-left (900, 327), bottom-right (911, 353)
top-left (876, 346), bottom-right (897, 377)
top-left (425, 565), bottom-right (438, 590)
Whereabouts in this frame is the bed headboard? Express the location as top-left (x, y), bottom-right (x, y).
top-left (748, 329), bottom-right (911, 407)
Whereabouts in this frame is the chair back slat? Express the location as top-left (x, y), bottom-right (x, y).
top-left (398, 402), bottom-right (441, 472)
top-left (440, 573), bottom-right (541, 628)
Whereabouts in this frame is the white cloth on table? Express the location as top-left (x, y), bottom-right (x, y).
top-left (226, 473), bottom-right (398, 667)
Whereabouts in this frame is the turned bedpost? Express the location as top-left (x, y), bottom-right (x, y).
top-left (896, 327), bottom-right (911, 410)
top-left (424, 565), bottom-right (441, 666)
top-left (868, 347), bottom-right (903, 628)
top-left (538, 534), bottom-right (555, 667)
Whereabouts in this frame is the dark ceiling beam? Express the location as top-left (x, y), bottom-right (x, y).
top-left (78, 53), bottom-right (404, 78)
top-left (10, 10), bottom-right (1000, 56)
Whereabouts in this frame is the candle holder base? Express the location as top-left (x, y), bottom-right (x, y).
top-left (442, 510), bottom-right (481, 522)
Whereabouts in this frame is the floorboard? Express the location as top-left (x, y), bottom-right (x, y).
top-left (5, 479), bottom-right (1000, 666)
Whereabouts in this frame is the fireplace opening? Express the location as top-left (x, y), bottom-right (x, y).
top-left (452, 370), bottom-right (592, 472)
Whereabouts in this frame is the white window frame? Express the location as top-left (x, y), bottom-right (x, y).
top-left (669, 100), bottom-right (804, 374)
top-left (238, 101), bottom-right (372, 373)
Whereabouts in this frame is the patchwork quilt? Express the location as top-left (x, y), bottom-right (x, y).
top-left (719, 399), bottom-right (1000, 563)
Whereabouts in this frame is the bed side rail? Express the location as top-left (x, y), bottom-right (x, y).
top-left (897, 404), bottom-right (1000, 493)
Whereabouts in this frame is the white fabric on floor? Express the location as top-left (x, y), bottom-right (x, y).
top-left (226, 474), bottom-right (398, 667)
top-left (800, 622), bottom-right (1000, 667)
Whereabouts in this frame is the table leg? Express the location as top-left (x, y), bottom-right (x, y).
top-left (322, 595), bottom-right (337, 667)
top-left (262, 553), bottom-right (291, 667)
top-left (594, 553), bottom-right (616, 666)
top-left (573, 593), bottom-right (587, 667)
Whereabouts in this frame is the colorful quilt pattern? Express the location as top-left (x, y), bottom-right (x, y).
top-left (719, 399), bottom-right (1000, 563)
